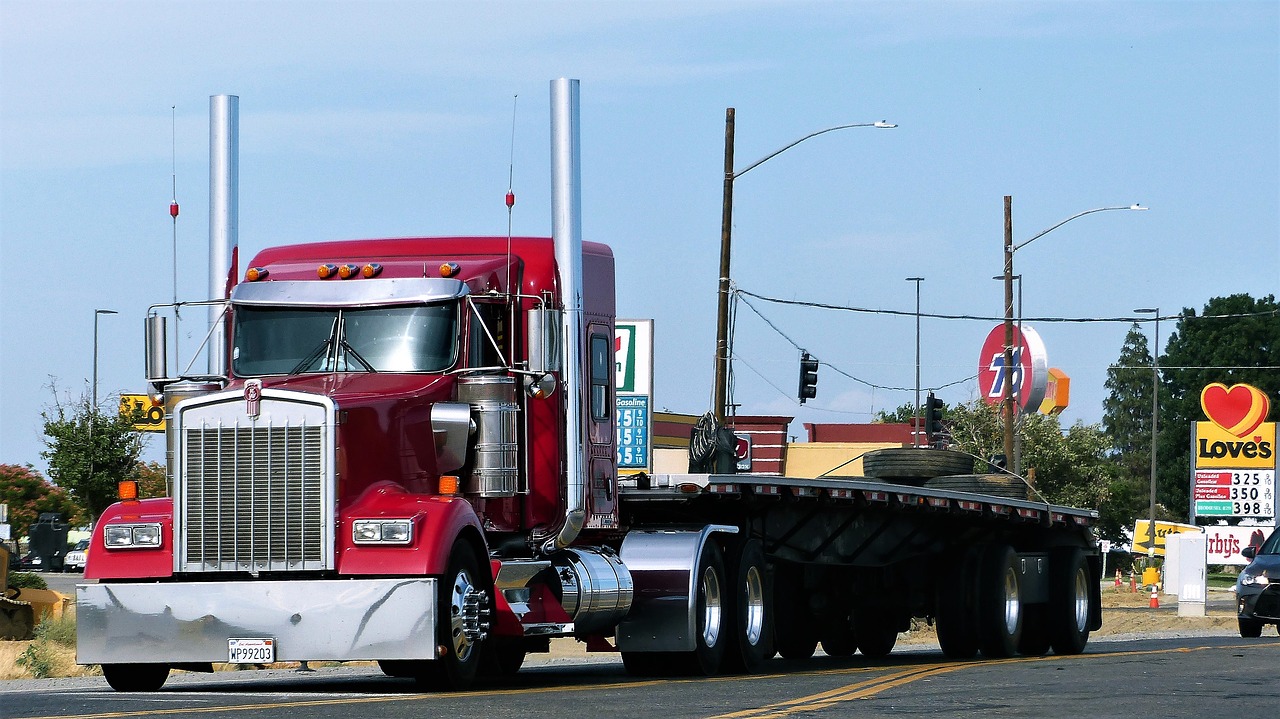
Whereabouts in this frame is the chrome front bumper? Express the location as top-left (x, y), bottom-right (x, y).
top-left (77, 578), bottom-right (436, 665)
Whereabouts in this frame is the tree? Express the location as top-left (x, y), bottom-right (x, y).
top-left (946, 400), bottom-right (1129, 543)
top-left (0, 464), bottom-right (84, 537)
top-left (134, 461), bottom-right (169, 499)
top-left (41, 390), bottom-right (147, 525)
top-left (1101, 324), bottom-right (1158, 531)
top-left (874, 399), bottom-right (949, 425)
top-left (1156, 294), bottom-right (1280, 520)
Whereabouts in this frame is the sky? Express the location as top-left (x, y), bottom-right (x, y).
top-left (1, 1), bottom-right (1277, 475)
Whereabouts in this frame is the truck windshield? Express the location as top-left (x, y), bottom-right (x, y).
top-left (232, 303), bottom-right (459, 376)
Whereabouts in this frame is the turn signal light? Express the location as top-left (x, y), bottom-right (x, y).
top-left (438, 475), bottom-right (459, 495)
top-left (337, 264), bottom-right (360, 279)
top-left (362, 263), bottom-right (383, 278)
top-left (245, 267), bottom-right (269, 281)
top-left (317, 264), bottom-right (338, 279)
top-left (439, 262), bottom-right (460, 278)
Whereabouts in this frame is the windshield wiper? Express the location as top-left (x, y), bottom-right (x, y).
top-left (288, 317), bottom-right (339, 376)
top-left (339, 339), bottom-right (377, 373)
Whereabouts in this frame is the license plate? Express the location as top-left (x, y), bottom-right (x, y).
top-left (228, 638), bottom-right (275, 664)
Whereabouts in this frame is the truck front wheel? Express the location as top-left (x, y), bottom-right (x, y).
top-left (102, 663), bottom-right (170, 692)
top-left (416, 544), bottom-right (489, 691)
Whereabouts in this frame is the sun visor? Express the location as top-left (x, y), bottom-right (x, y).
top-left (230, 278), bottom-right (469, 308)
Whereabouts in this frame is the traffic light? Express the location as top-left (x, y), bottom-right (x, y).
top-left (798, 352), bottom-right (819, 404)
top-left (924, 392), bottom-right (945, 444)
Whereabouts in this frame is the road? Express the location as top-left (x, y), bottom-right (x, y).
top-left (4, 635), bottom-right (1278, 719)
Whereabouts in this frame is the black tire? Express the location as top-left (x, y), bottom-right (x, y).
top-left (1239, 617), bottom-right (1264, 638)
top-left (416, 544), bottom-right (489, 691)
top-left (935, 549), bottom-right (980, 659)
top-left (102, 664), bottom-right (170, 692)
top-left (671, 540), bottom-right (729, 675)
top-left (853, 607), bottom-right (898, 659)
top-left (976, 545), bottom-right (1023, 658)
top-left (819, 614), bottom-right (857, 657)
top-left (621, 651), bottom-right (672, 676)
top-left (378, 660), bottom-right (416, 678)
top-left (924, 474), bottom-right (1030, 501)
top-left (724, 539), bottom-right (772, 673)
top-left (773, 562), bottom-right (818, 660)
top-left (1048, 548), bottom-right (1092, 655)
top-left (862, 448), bottom-right (974, 484)
top-left (483, 639), bottom-right (527, 676)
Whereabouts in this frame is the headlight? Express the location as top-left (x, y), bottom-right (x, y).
top-left (1241, 572), bottom-right (1271, 586)
top-left (104, 523), bottom-right (163, 549)
top-left (352, 519), bottom-right (413, 545)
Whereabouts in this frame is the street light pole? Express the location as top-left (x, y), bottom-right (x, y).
top-left (713, 112), bottom-right (896, 422)
top-left (906, 277), bottom-right (924, 447)
top-left (1135, 307), bottom-right (1160, 555)
top-left (1000, 198), bottom-right (1147, 472)
top-left (93, 309), bottom-right (118, 410)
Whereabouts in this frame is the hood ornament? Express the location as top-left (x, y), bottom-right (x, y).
top-left (244, 379), bottom-right (262, 419)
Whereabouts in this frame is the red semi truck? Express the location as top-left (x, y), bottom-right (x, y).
top-left (77, 81), bottom-right (1102, 691)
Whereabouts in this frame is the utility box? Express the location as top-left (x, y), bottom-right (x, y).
top-left (1166, 531), bottom-right (1207, 618)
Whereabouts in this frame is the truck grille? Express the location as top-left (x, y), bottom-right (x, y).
top-left (175, 392), bottom-right (335, 574)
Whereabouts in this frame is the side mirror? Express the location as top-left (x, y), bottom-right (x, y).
top-left (1242, 546), bottom-right (1257, 560)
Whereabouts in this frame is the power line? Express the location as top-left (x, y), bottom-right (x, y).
top-left (736, 288), bottom-right (1280, 324)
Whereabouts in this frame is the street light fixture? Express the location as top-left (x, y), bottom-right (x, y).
top-left (1000, 199), bottom-right (1147, 471)
top-left (93, 309), bottom-right (118, 410)
top-left (713, 111), bottom-right (896, 421)
top-left (1134, 307), bottom-right (1161, 556)
top-left (906, 277), bottom-right (924, 447)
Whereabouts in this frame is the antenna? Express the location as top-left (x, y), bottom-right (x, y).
top-left (170, 105), bottom-right (181, 363)
top-left (505, 94), bottom-right (518, 362)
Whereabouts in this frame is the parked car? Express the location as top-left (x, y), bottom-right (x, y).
top-left (63, 539), bottom-right (90, 573)
top-left (18, 551), bottom-right (46, 572)
top-left (1237, 526), bottom-right (1280, 637)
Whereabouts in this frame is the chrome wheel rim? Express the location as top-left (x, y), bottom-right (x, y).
top-left (743, 564), bottom-right (765, 646)
top-left (702, 564), bottom-right (723, 648)
top-left (1072, 566), bottom-right (1089, 632)
top-left (447, 567), bottom-right (479, 662)
top-left (1003, 566), bottom-right (1021, 635)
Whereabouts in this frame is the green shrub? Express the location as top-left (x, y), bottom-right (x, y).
top-left (8, 572), bottom-right (49, 590)
top-left (16, 642), bottom-right (55, 678)
top-left (35, 613), bottom-right (77, 648)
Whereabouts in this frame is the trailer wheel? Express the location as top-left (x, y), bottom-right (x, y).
top-left (102, 664), bottom-right (170, 692)
top-left (1239, 618), bottom-right (1264, 638)
top-left (977, 545), bottom-right (1022, 658)
top-left (1048, 548), bottom-right (1092, 654)
top-left (853, 607), bottom-right (898, 659)
top-left (773, 562), bottom-right (817, 660)
top-left (416, 544), bottom-right (489, 691)
top-left (862, 448), bottom-right (974, 484)
top-left (725, 539), bottom-right (772, 673)
top-left (935, 549), bottom-right (980, 659)
top-left (1017, 604), bottom-right (1050, 656)
top-left (819, 614), bottom-right (857, 657)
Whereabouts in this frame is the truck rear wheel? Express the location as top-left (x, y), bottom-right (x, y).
top-left (773, 562), bottom-right (817, 660)
top-left (977, 545), bottom-right (1022, 658)
top-left (1048, 548), bottom-right (1091, 654)
top-left (677, 540), bottom-right (728, 675)
top-left (102, 663), bottom-right (170, 692)
top-left (935, 549), bottom-right (980, 659)
top-left (416, 544), bottom-right (489, 691)
top-left (853, 606), bottom-right (898, 659)
top-left (725, 539), bottom-right (772, 672)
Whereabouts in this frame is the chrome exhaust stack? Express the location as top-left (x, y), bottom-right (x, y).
top-left (207, 94), bottom-right (238, 378)
top-left (541, 78), bottom-right (587, 555)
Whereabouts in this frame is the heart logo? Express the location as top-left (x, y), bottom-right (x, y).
top-left (1200, 383), bottom-right (1270, 437)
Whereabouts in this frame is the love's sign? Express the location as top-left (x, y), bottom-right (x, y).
top-left (1200, 382), bottom-right (1270, 438)
top-left (1193, 382), bottom-right (1276, 520)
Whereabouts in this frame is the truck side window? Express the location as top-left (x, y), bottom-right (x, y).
top-left (468, 302), bottom-right (507, 368)
top-left (590, 333), bottom-right (610, 422)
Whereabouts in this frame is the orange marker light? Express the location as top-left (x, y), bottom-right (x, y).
top-left (362, 263), bottom-right (383, 278)
top-left (338, 264), bottom-right (359, 279)
top-left (438, 475), bottom-right (459, 495)
top-left (318, 264), bottom-right (338, 279)
top-left (245, 267), bottom-right (269, 281)
top-left (118, 480), bottom-right (139, 501)
top-left (439, 262), bottom-right (460, 278)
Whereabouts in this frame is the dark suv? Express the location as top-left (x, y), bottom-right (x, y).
top-left (1237, 526), bottom-right (1280, 637)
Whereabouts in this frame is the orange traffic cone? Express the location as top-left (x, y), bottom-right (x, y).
top-left (1114, 569), bottom-right (1122, 588)
top-left (1149, 586), bottom-right (1160, 609)
top-left (1130, 574), bottom-right (1137, 593)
